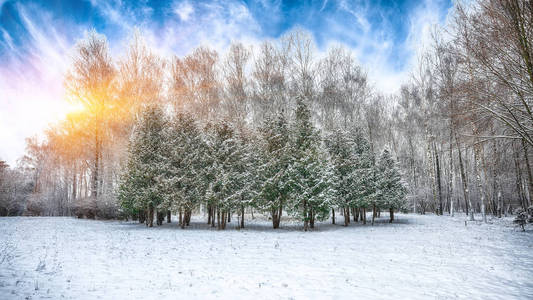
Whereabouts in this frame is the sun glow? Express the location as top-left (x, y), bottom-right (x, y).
top-left (63, 101), bottom-right (86, 115)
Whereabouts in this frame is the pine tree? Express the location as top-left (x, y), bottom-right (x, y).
top-left (376, 149), bottom-right (407, 223)
top-left (231, 128), bottom-right (258, 229)
top-left (256, 113), bottom-right (292, 229)
top-left (118, 104), bottom-right (167, 227)
top-left (351, 129), bottom-right (377, 225)
top-left (204, 120), bottom-right (244, 229)
top-left (287, 96), bottom-right (334, 231)
top-left (325, 128), bottom-right (357, 226)
top-left (162, 111), bottom-right (204, 228)
top-left (219, 127), bottom-right (251, 229)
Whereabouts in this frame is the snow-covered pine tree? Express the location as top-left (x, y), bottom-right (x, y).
top-left (118, 104), bottom-right (167, 227)
top-left (231, 128), bottom-right (259, 229)
top-left (204, 120), bottom-right (243, 229)
top-left (163, 111), bottom-right (204, 228)
top-left (117, 159), bottom-right (139, 221)
top-left (202, 123), bottom-right (218, 228)
top-left (220, 127), bottom-right (254, 228)
top-left (256, 113), bottom-right (292, 229)
top-left (324, 128), bottom-right (357, 226)
top-left (376, 149), bottom-right (407, 223)
top-left (288, 96), bottom-right (334, 231)
top-left (351, 129), bottom-right (377, 225)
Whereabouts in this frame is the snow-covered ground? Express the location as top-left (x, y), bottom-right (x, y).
top-left (1, 213), bottom-right (532, 299)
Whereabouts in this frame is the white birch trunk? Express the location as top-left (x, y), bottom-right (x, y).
top-left (451, 197), bottom-right (454, 217)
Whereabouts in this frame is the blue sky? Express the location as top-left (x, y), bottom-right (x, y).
top-left (0, 0), bottom-right (453, 165)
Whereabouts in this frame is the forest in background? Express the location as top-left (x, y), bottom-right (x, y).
top-left (1, 0), bottom-right (532, 228)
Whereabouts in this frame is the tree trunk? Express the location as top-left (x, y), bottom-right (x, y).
top-left (434, 141), bottom-right (443, 215)
top-left (156, 211), bottom-right (162, 226)
top-left (240, 204), bottom-right (245, 229)
top-left (408, 136), bottom-right (418, 213)
top-left (92, 132), bottom-right (100, 201)
top-left (167, 210), bottom-right (171, 223)
top-left (276, 204), bottom-right (282, 228)
top-left (216, 207), bottom-right (221, 229)
top-left (456, 134), bottom-right (470, 216)
top-left (309, 208), bottom-right (315, 229)
top-left (139, 210), bottom-right (146, 224)
top-left (448, 129), bottom-right (454, 215)
top-left (183, 208), bottom-right (189, 226)
top-left (272, 207), bottom-right (278, 229)
top-left (82, 170), bottom-right (88, 198)
top-left (363, 207), bottom-right (367, 224)
top-left (389, 208), bottom-right (394, 223)
top-left (480, 144), bottom-right (492, 218)
top-left (344, 207), bottom-right (349, 226)
top-left (515, 147), bottom-right (527, 210)
top-left (473, 143), bottom-right (486, 223)
top-left (344, 206), bottom-right (350, 226)
top-left (522, 139), bottom-right (533, 207)
top-left (71, 171), bottom-right (77, 214)
top-left (489, 132), bottom-right (498, 216)
top-left (497, 191), bottom-right (502, 218)
top-left (332, 208), bottom-right (335, 224)
top-left (451, 197), bottom-right (454, 217)
top-left (427, 138), bottom-right (438, 216)
top-left (303, 200), bottom-right (309, 231)
top-left (372, 203), bottom-right (376, 226)
top-left (148, 203), bottom-right (154, 227)
top-left (220, 211), bottom-right (226, 230)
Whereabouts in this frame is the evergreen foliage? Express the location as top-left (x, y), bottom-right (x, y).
top-left (162, 111), bottom-right (204, 226)
top-left (119, 99), bottom-right (407, 230)
top-left (255, 113), bottom-right (292, 228)
top-left (287, 96), bottom-right (335, 230)
top-left (118, 104), bottom-right (167, 226)
top-left (376, 149), bottom-right (407, 221)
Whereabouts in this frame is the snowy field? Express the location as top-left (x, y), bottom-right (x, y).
top-left (1, 214), bottom-right (532, 299)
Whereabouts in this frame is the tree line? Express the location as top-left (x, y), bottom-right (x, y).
top-left (118, 97), bottom-right (405, 230)
top-left (393, 0), bottom-right (533, 221)
top-left (2, 0), bottom-right (532, 227)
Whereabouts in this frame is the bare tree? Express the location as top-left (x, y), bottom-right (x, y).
top-left (65, 31), bottom-right (115, 202)
top-left (171, 47), bottom-right (220, 121)
top-left (222, 42), bottom-right (251, 127)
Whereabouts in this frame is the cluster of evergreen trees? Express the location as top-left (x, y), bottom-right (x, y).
top-left (118, 96), bottom-right (406, 231)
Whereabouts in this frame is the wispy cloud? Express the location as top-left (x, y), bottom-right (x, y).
top-left (322, 0), bottom-right (453, 94)
top-left (0, 0), bottom-right (453, 164)
top-left (0, 2), bottom-right (75, 165)
top-left (338, 0), bottom-right (371, 33)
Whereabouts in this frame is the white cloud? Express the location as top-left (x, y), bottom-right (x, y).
top-left (404, 0), bottom-right (446, 64)
top-left (331, 0), bottom-right (454, 94)
top-left (174, 1), bottom-right (194, 22)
